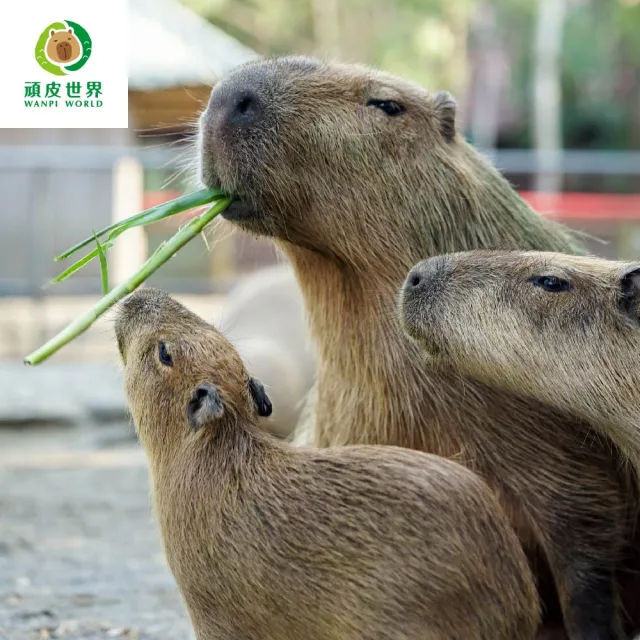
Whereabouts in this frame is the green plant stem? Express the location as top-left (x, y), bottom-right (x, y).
top-left (24, 197), bottom-right (231, 366)
top-left (55, 188), bottom-right (225, 262)
top-left (49, 242), bottom-right (114, 285)
top-left (94, 231), bottom-right (109, 295)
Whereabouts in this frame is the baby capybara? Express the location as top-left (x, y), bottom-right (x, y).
top-left (115, 287), bottom-right (539, 640)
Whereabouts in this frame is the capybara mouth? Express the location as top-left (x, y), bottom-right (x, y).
top-left (404, 321), bottom-right (442, 359)
top-left (398, 294), bottom-right (424, 343)
top-left (221, 198), bottom-right (261, 223)
top-left (398, 293), bottom-right (443, 358)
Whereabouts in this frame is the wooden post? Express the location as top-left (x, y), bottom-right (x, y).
top-left (111, 156), bottom-right (147, 286)
top-left (208, 220), bottom-right (237, 285)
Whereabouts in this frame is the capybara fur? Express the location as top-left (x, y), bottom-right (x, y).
top-left (199, 56), bottom-right (640, 639)
top-left (401, 250), bottom-right (640, 477)
top-left (115, 287), bottom-right (540, 640)
top-left (46, 28), bottom-right (81, 64)
top-left (216, 263), bottom-right (315, 439)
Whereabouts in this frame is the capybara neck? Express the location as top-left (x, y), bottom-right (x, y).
top-left (145, 405), bottom-right (275, 484)
top-left (282, 142), bottom-right (580, 452)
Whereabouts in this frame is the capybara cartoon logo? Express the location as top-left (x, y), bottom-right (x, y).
top-left (47, 28), bottom-right (81, 64)
top-left (35, 20), bottom-right (92, 76)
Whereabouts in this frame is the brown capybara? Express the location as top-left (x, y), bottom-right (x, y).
top-left (401, 250), bottom-right (640, 476)
top-left (114, 287), bottom-right (540, 640)
top-left (198, 56), bottom-right (640, 639)
top-left (46, 28), bottom-right (81, 64)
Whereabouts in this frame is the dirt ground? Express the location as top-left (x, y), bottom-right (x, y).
top-left (0, 424), bottom-right (194, 640)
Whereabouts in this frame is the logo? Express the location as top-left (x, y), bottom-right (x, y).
top-left (9, 0), bottom-right (128, 129)
top-left (35, 20), bottom-right (92, 75)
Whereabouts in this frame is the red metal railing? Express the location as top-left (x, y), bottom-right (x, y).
top-left (143, 191), bottom-right (640, 224)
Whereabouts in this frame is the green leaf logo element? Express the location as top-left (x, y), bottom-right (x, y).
top-left (64, 20), bottom-right (92, 72)
top-left (35, 21), bottom-right (67, 76)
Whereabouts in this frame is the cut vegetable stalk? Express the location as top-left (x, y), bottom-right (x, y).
top-left (93, 231), bottom-right (109, 295)
top-left (24, 197), bottom-right (232, 366)
top-left (55, 188), bottom-right (225, 262)
top-left (50, 242), bottom-right (114, 285)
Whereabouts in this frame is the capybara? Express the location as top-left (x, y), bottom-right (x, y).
top-left (115, 287), bottom-right (540, 640)
top-left (216, 263), bottom-right (316, 438)
top-left (401, 250), bottom-right (640, 475)
top-left (198, 56), bottom-right (640, 639)
top-left (199, 57), bottom-right (637, 640)
top-left (46, 28), bottom-right (81, 64)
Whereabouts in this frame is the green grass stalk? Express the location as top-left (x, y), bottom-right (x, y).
top-left (94, 231), bottom-right (109, 295)
top-left (24, 197), bottom-right (231, 366)
top-left (55, 188), bottom-right (225, 262)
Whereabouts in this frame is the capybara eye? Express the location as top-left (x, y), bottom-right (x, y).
top-left (530, 275), bottom-right (572, 293)
top-left (158, 341), bottom-right (173, 367)
top-left (366, 99), bottom-right (406, 117)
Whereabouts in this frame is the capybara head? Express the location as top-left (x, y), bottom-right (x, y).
top-left (199, 57), bottom-right (580, 266)
top-left (46, 28), bottom-right (81, 65)
top-left (399, 250), bottom-right (640, 385)
top-left (115, 288), bottom-right (272, 446)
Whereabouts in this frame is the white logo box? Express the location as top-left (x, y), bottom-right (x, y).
top-left (5, 0), bottom-right (128, 129)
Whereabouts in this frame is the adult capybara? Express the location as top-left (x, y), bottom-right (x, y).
top-left (115, 287), bottom-right (539, 640)
top-left (46, 28), bottom-right (81, 64)
top-left (401, 250), bottom-right (640, 476)
top-left (216, 263), bottom-right (316, 438)
top-left (198, 57), bottom-right (640, 639)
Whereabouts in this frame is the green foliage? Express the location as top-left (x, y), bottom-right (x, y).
top-left (182, 0), bottom-right (640, 150)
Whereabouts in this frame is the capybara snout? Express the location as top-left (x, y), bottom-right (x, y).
top-left (400, 255), bottom-right (451, 345)
top-left (205, 84), bottom-right (264, 131)
top-left (402, 255), bottom-right (448, 303)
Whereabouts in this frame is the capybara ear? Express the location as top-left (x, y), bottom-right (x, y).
top-left (619, 265), bottom-right (640, 320)
top-left (433, 91), bottom-right (457, 142)
top-left (248, 377), bottom-right (272, 417)
top-left (50, 29), bottom-right (56, 36)
top-left (187, 382), bottom-right (224, 431)
top-left (67, 28), bottom-right (74, 34)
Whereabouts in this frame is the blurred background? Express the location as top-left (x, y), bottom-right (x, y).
top-left (3, 0), bottom-right (640, 362)
top-left (1, 0), bottom-right (639, 637)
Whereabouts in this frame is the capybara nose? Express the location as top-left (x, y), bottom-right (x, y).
top-left (209, 87), bottom-right (263, 129)
top-left (406, 269), bottom-right (423, 291)
top-left (405, 264), bottom-right (430, 296)
top-left (403, 257), bottom-right (447, 297)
